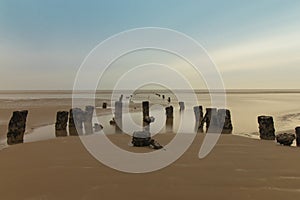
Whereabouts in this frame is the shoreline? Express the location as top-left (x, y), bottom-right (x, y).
top-left (1, 124), bottom-right (297, 152)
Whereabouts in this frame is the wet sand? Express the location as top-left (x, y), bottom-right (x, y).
top-left (0, 134), bottom-right (300, 199)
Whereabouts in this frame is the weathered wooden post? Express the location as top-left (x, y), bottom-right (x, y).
top-left (55, 111), bottom-right (68, 137)
top-left (7, 110), bottom-right (28, 145)
top-left (179, 102), bottom-right (185, 111)
top-left (165, 106), bottom-right (173, 132)
top-left (194, 106), bottom-right (204, 132)
top-left (94, 123), bottom-right (103, 132)
top-left (115, 101), bottom-right (123, 133)
top-left (84, 106), bottom-right (94, 134)
top-left (142, 101), bottom-right (150, 132)
top-left (276, 133), bottom-right (295, 146)
top-left (258, 116), bottom-right (275, 140)
top-left (102, 102), bottom-right (107, 109)
top-left (142, 101), bottom-right (149, 120)
top-left (295, 127), bottom-right (300, 146)
top-left (165, 106), bottom-right (173, 119)
top-left (167, 97), bottom-right (171, 103)
top-left (68, 109), bottom-right (76, 135)
top-left (202, 108), bottom-right (218, 133)
top-left (119, 94), bottom-right (123, 102)
top-left (218, 109), bottom-right (233, 134)
top-left (69, 108), bottom-right (84, 136)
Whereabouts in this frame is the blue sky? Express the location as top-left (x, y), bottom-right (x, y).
top-left (1, 0), bottom-right (300, 89)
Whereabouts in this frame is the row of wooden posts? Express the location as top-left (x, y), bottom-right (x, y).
top-left (7, 106), bottom-right (97, 145)
top-left (6, 101), bottom-right (300, 146)
top-left (257, 116), bottom-right (300, 146)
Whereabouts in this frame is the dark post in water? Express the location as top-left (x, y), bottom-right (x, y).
top-left (55, 111), bottom-right (69, 137)
top-left (142, 101), bottom-right (150, 132)
top-left (165, 106), bottom-right (174, 132)
top-left (258, 116), bottom-right (275, 140)
top-left (115, 101), bottom-right (123, 133)
top-left (179, 102), bottom-right (185, 111)
top-left (194, 106), bottom-right (204, 132)
top-left (142, 101), bottom-right (150, 120)
top-left (69, 108), bottom-right (84, 136)
top-left (84, 106), bottom-right (94, 134)
top-left (217, 109), bottom-right (233, 134)
top-left (7, 110), bottom-right (28, 145)
top-left (201, 108), bottom-right (218, 133)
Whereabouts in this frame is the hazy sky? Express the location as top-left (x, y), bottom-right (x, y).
top-left (0, 0), bottom-right (300, 90)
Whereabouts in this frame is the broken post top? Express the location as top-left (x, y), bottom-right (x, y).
top-left (258, 115), bottom-right (274, 122)
top-left (9, 110), bottom-right (28, 128)
top-left (206, 108), bottom-right (217, 112)
top-left (85, 105), bottom-right (94, 113)
top-left (218, 109), bottom-right (231, 115)
top-left (12, 110), bottom-right (28, 119)
top-left (119, 94), bottom-right (123, 102)
top-left (142, 101), bottom-right (149, 107)
top-left (193, 106), bottom-right (203, 112)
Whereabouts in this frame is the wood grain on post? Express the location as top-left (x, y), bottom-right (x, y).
top-left (258, 116), bottom-right (275, 140)
top-left (55, 111), bottom-right (68, 137)
top-left (7, 110), bottom-right (28, 145)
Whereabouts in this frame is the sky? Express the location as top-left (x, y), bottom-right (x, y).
top-left (0, 0), bottom-right (300, 90)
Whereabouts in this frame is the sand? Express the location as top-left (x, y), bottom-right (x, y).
top-left (1, 92), bottom-right (300, 199)
top-left (0, 134), bottom-right (300, 200)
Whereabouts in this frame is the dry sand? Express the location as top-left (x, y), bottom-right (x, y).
top-left (0, 134), bottom-right (300, 200)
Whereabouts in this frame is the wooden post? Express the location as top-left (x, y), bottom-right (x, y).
top-left (276, 133), bottom-right (295, 146)
top-left (84, 106), bottom-right (94, 134)
top-left (69, 108), bottom-right (84, 136)
top-left (165, 106), bottom-right (173, 133)
top-left (179, 102), bottom-right (185, 111)
top-left (55, 111), bottom-right (68, 137)
top-left (142, 101), bottom-right (150, 132)
top-left (115, 101), bottom-right (123, 133)
top-left (142, 101), bottom-right (149, 120)
top-left (7, 110), bottom-right (28, 145)
top-left (258, 116), bottom-right (275, 140)
top-left (202, 108), bottom-right (218, 133)
top-left (193, 106), bottom-right (204, 132)
top-left (218, 109), bottom-right (233, 134)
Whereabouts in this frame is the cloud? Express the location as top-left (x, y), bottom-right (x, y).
top-left (210, 31), bottom-right (300, 71)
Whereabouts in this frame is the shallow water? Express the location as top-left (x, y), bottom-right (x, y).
top-left (2, 90), bottom-right (300, 146)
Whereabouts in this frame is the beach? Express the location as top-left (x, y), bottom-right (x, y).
top-left (1, 134), bottom-right (300, 200)
top-left (1, 91), bottom-right (300, 199)
top-left (2, 1), bottom-right (300, 199)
